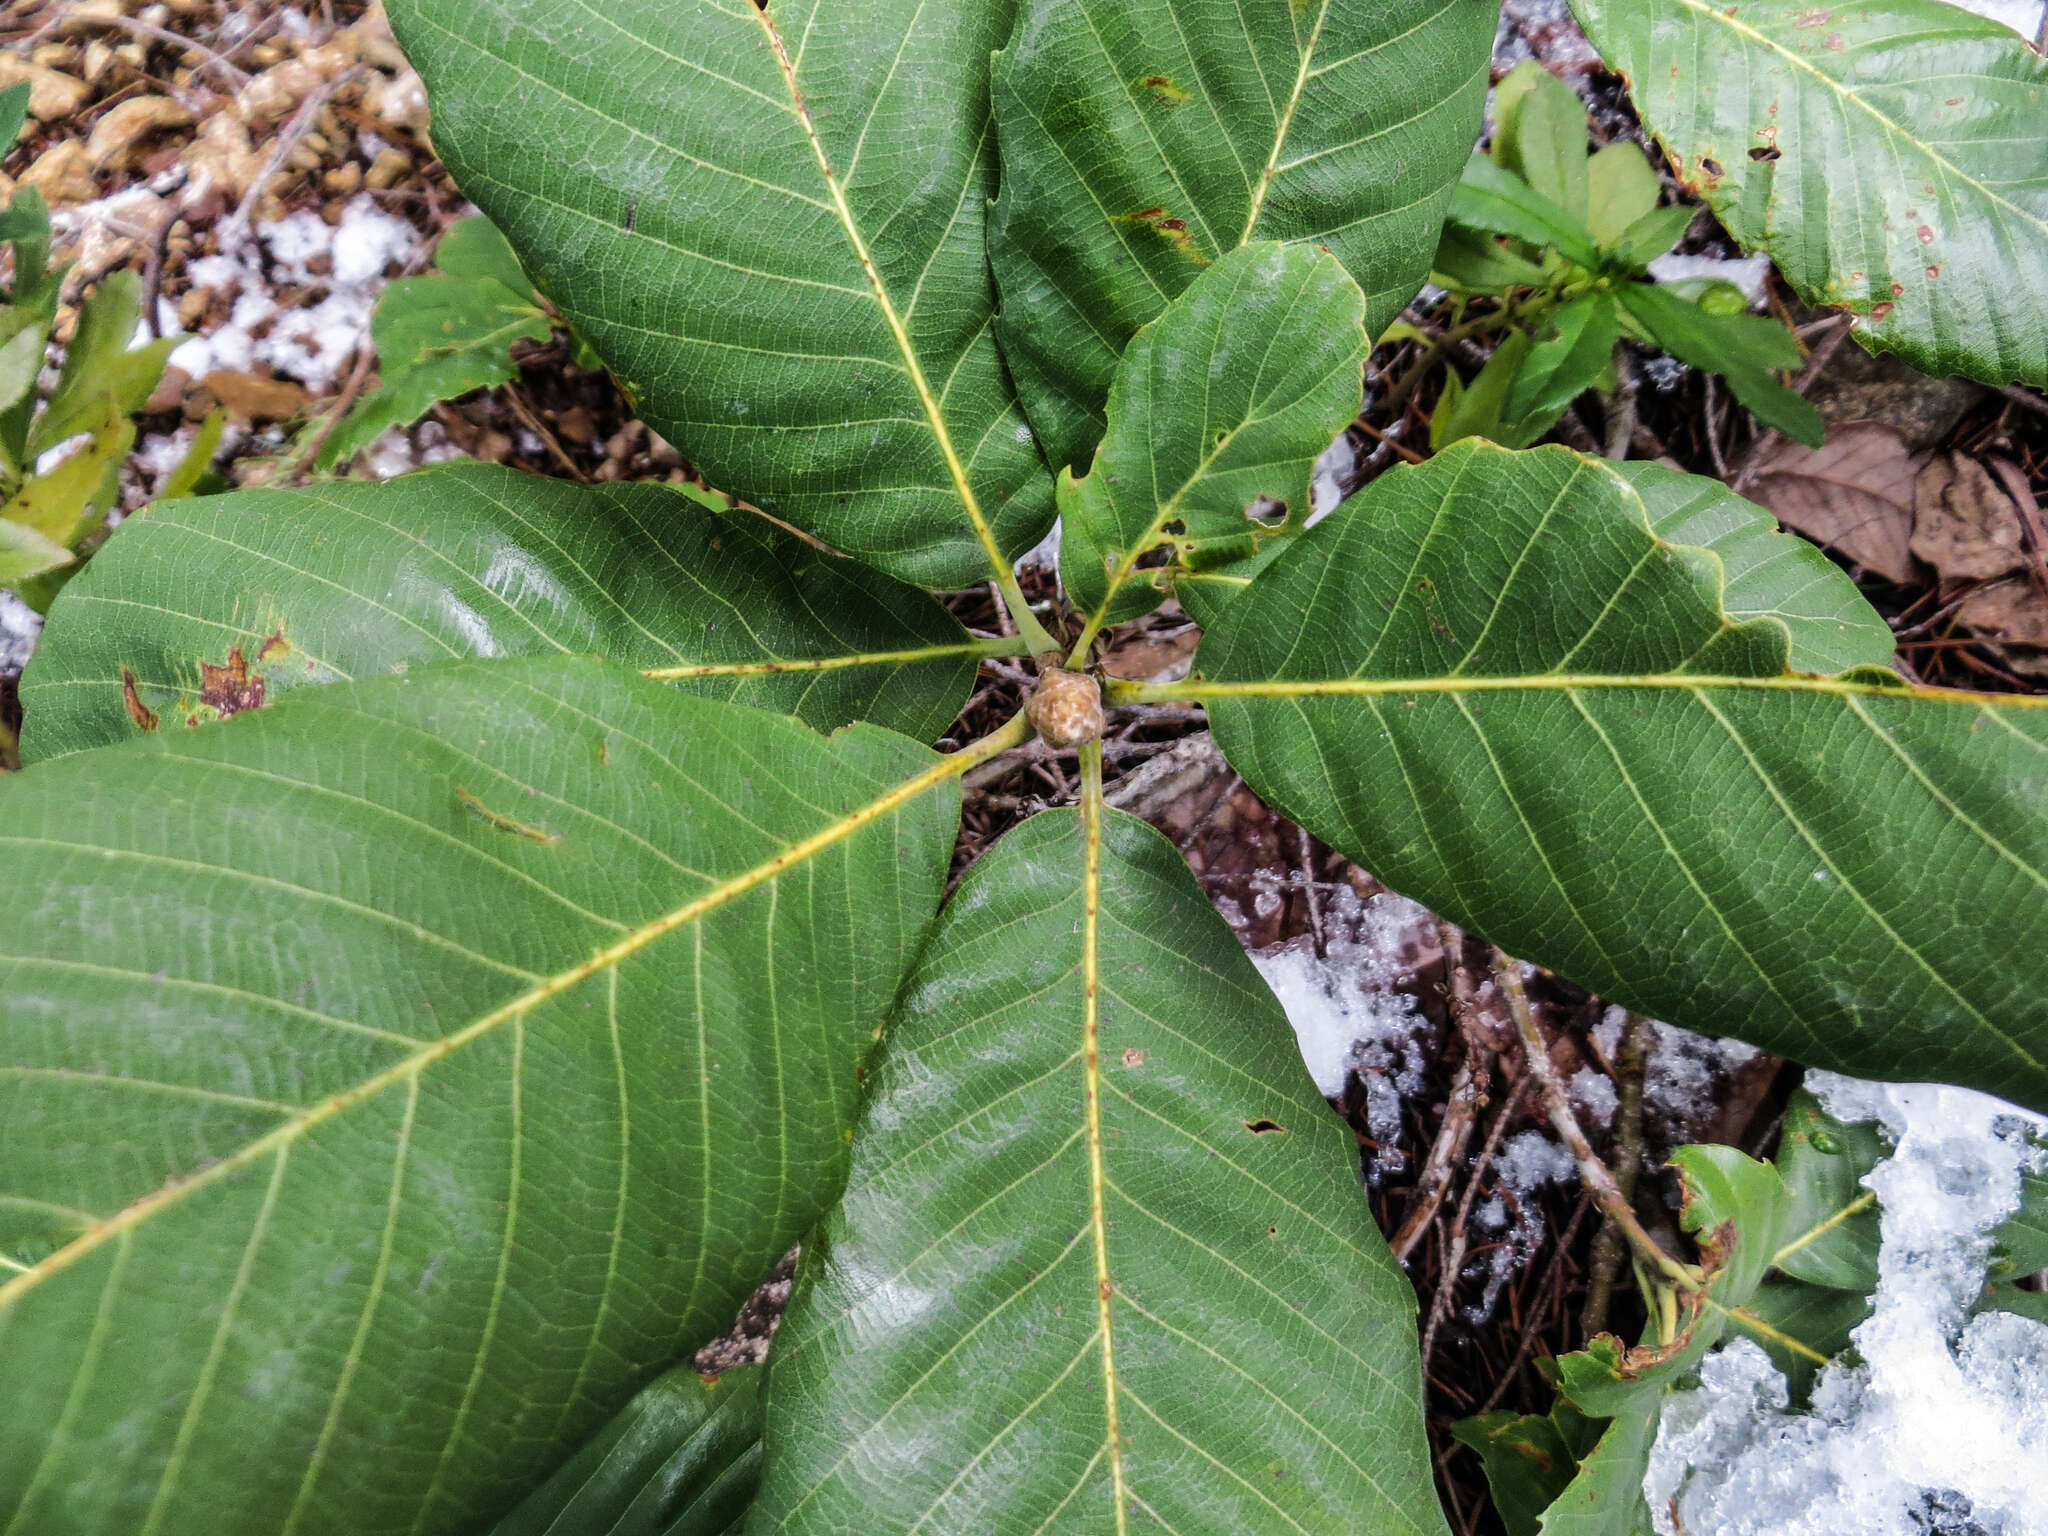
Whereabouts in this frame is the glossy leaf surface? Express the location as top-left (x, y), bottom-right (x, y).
top-left (1194, 442), bottom-right (2048, 1111)
top-left (0, 658), bottom-right (959, 1534)
top-left (492, 1364), bottom-right (763, 1536)
top-left (1614, 460), bottom-right (1894, 675)
top-left (751, 807), bottom-right (1445, 1534)
top-left (987, 0), bottom-right (1494, 471)
top-left (1060, 241), bottom-right (1366, 632)
top-left (386, 0), bottom-right (1053, 586)
top-left (20, 463), bottom-right (984, 760)
top-left (1571, 0), bottom-right (2048, 389)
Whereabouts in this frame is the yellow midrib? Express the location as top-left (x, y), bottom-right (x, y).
top-left (1078, 745), bottom-right (1130, 1534)
top-left (0, 715), bottom-right (1027, 1308)
top-left (1135, 670), bottom-right (2048, 708)
top-left (751, 5), bottom-right (1015, 586)
top-left (1239, 0), bottom-right (1335, 245)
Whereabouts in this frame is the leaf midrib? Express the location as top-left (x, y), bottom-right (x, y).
top-left (750, 3), bottom-right (1015, 588)
top-left (0, 720), bottom-right (1018, 1309)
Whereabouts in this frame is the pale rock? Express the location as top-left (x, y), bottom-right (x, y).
top-left (21, 139), bottom-right (97, 206)
top-left (0, 57), bottom-right (92, 122)
top-left (83, 96), bottom-right (192, 172)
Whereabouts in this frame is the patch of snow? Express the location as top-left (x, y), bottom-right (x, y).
top-left (1646, 1019), bottom-right (1759, 1153)
top-left (1647, 252), bottom-right (1775, 310)
top-left (1644, 1075), bottom-right (2048, 1535)
top-left (168, 195), bottom-right (420, 393)
top-left (0, 591), bottom-right (44, 675)
top-left (1014, 516), bottom-right (1061, 574)
top-left (1570, 1066), bottom-right (1619, 1128)
top-left (1308, 431), bottom-right (1354, 521)
top-left (1250, 884), bottom-right (1435, 1173)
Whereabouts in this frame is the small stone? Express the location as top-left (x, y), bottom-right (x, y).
top-left (0, 58), bottom-right (92, 121)
top-left (322, 161), bottom-right (363, 195)
top-left (21, 139), bottom-right (97, 205)
top-left (84, 96), bottom-right (193, 171)
top-left (145, 365), bottom-right (189, 415)
top-left (364, 146), bottom-right (410, 189)
top-left (182, 111), bottom-right (259, 200)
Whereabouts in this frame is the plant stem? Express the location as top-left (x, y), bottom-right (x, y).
top-left (1493, 954), bottom-right (1703, 1294)
top-left (1581, 1010), bottom-right (1653, 1335)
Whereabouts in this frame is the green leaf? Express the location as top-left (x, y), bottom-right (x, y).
top-left (0, 516), bottom-right (72, 586)
top-left (750, 806), bottom-right (1445, 1535)
top-left (157, 408), bottom-right (225, 502)
top-left (0, 308), bottom-right (46, 419)
top-left (1616, 283), bottom-right (1823, 447)
top-left (491, 1364), bottom-right (763, 1536)
top-left (985, 0), bottom-right (1494, 473)
top-left (32, 270), bottom-right (178, 455)
top-left (322, 218), bottom-right (555, 471)
top-left (1185, 441), bottom-right (2048, 1112)
top-left (1449, 154), bottom-right (1604, 269)
top-left (1568, 0), bottom-right (2048, 390)
top-left (1585, 142), bottom-right (1661, 250)
top-left (19, 462), bottom-right (990, 761)
top-left (0, 80), bottom-right (29, 151)
top-left (1453, 1402), bottom-right (1604, 1536)
top-left (1609, 204), bottom-right (1694, 269)
top-left (1500, 294), bottom-right (1619, 447)
top-left (1431, 224), bottom-right (1553, 292)
top-left (1769, 1088), bottom-right (1885, 1291)
top-left (0, 656), bottom-right (964, 1534)
top-left (1432, 326), bottom-right (1532, 451)
top-left (1494, 62), bottom-right (1590, 226)
top-left (385, 0), bottom-right (1053, 588)
top-left (1537, 1147), bottom-right (1789, 1532)
top-left (1612, 460), bottom-right (1894, 675)
top-left (2, 408), bottom-right (132, 548)
top-left (1060, 241), bottom-right (1367, 636)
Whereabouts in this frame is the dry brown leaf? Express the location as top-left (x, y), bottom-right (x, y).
top-left (84, 96), bottom-right (193, 171)
top-left (1911, 454), bottom-right (2028, 584)
top-left (1747, 421), bottom-right (1925, 583)
top-left (201, 370), bottom-right (309, 423)
top-left (0, 57), bottom-right (92, 122)
top-left (1957, 579), bottom-right (2048, 677)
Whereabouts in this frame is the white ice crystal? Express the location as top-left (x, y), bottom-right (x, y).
top-left (1644, 1075), bottom-right (2048, 1535)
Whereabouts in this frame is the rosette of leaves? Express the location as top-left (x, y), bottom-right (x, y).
top-left (3, 2), bottom-right (2046, 1532)
top-left (1428, 61), bottom-right (1822, 453)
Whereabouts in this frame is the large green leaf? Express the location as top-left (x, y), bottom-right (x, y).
top-left (0, 657), bottom-right (968, 1534)
top-left (385, 0), bottom-right (1053, 587)
top-left (1614, 461), bottom-right (1894, 676)
top-left (1769, 1088), bottom-right (1884, 1291)
top-left (750, 806), bottom-right (1445, 1534)
top-left (1060, 241), bottom-right (1367, 637)
top-left (1569, 0), bottom-right (2048, 389)
top-left (19, 463), bottom-right (994, 762)
top-left (492, 1363), bottom-right (763, 1536)
top-left (1178, 441), bottom-right (2048, 1111)
top-left (986, 0), bottom-right (1495, 472)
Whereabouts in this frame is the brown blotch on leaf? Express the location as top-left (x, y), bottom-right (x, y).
top-left (257, 625), bottom-right (291, 662)
top-left (1137, 73), bottom-right (1191, 106)
top-left (121, 670), bottom-right (160, 733)
top-left (1112, 206), bottom-right (1210, 264)
top-left (1121, 1047), bottom-right (1146, 1068)
top-left (197, 647), bottom-right (265, 720)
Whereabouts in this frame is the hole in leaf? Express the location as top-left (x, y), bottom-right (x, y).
top-left (1244, 495), bottom-right (1287, 528)
top-left (1748, 146), bottom-right (1780, 162)
top-left (1243, 1118), bottom-right (1285, 1135)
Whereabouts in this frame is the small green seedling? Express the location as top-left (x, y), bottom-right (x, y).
top-left (1423, 60), bottom-right (1822, 453)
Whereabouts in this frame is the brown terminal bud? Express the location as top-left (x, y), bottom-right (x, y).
top-left (1026, 663), bottom-right (1105, 748)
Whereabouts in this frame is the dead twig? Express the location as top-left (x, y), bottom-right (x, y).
top-left (224, 65), bottom-right (366, 240)
top-left (1495, 955), bottom-right (1703, 1292)
top-left (1581, 1010), bottom-right (1653, 1335)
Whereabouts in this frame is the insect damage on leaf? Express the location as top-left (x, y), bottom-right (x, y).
top-left (1137, 73), bottom-right (1190, 106)
top-left (455, 785), bottom-right (563, 843)
top-left (120, 670), bottom-right (159, 732)
top-left (1112, 206), bottom-right (1209, 264)
top-left (194, 647), bottom-right (265, 721)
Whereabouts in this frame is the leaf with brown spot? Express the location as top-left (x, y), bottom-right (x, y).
top-left (119, 670), bottom-right (159, 733)
top-left (196, 647), bottom-right (266, 721)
